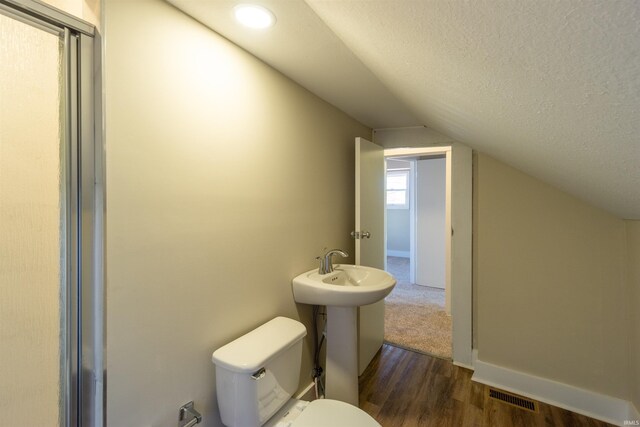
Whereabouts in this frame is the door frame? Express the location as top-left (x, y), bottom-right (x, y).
top-left (0, 1), bottom-right (103, 425)
top-left (384, 145), bottom-right (473, 368)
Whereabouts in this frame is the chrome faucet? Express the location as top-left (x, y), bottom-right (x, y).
top-left (318, 249), bottom-right (349, 274)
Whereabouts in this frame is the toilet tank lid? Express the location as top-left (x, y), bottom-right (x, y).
top-left (212, 317), bottom-right (307, 373)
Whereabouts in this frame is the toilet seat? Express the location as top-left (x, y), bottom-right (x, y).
top-left (290, 399), bottom-right (380, 427)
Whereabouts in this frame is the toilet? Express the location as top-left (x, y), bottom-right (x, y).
top-left (211, 317), bottom-right (380, 427)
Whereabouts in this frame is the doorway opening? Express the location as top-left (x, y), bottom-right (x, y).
top-left (384, 155), bottom-right (452, 358)
top-left (371, 142), bottom-right (472, 369)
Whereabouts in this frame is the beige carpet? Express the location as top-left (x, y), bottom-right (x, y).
top-left (384, 258), bottom-right (452, 358)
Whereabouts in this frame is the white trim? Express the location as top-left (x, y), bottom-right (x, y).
top-left (408, 160), bottom-right (416, 284)
top-left (449, 144), bottom-right (472, 368)
top-left (452, 349), bottom-right (476, 375)
top-left (385, 146), bottom-right (451, 157)
top-left (444, 151), bottom-right (452, 315)
top-left (375, 125), bottom-right (427, 132)
top-left (384, 145), bottom-right (473, 369)
top-left (383, 165), bottom-right (388, 272)
top-left (387, 250), bottom-right (409, 258)
top-left (472, 357), bottom-right (636, 426)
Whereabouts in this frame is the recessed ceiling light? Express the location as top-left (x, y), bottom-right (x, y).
top-left (234, 4), bottom-right (276, 29)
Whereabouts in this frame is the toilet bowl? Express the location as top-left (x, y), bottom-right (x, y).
top-left (263, 398), bottom-right (379, 427)
top-left (211, 317), bottom-right (380, 427)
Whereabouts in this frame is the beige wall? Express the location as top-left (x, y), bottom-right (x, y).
top-left (103, 0), bottom-right (369, 425)
top-left (475, 153), bottom-right (628, 399)
top-left (626, 221), bottom-right (640, 410)
top-left (0, 14), bottom-right (62, 425)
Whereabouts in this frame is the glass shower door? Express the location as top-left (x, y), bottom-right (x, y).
top-left (0, 9), bottom-right (66, 426)
top-left (0, 1), bottom-right (99, 425)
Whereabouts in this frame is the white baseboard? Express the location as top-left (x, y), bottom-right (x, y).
top-left (296, 381), bottom-right (316, 401)
top-left (453, 360), bottom-right (474, 370)
top-left (387, 250), bottom-right (409, 258)
top-left (472, 357), bottom-right (635, 426)
top-left (452, 348), bottom-right (476, 371)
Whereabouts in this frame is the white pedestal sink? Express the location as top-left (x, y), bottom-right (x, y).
top-left (292, 264), bottom-right (396, 405)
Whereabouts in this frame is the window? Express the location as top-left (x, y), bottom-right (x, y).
top-left (386, 170), bottom-right (410, 209)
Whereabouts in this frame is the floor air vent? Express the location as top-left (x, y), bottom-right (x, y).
top-left (487, 388), bottom-right (538, 413)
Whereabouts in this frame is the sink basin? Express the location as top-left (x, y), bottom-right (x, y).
top-left (292, 264), bottom-right (396, 307)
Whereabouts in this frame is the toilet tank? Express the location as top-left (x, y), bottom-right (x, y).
top-left (212, 317), bottom-right (307, 427)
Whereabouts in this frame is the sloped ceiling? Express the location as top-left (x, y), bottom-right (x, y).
top-left (165, 0), bottom-right (420, 127)
top-left (167, 0), bottom-right (639, 219)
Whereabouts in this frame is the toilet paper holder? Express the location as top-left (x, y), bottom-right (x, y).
top-left (179, 401), bottom-right (202, 427)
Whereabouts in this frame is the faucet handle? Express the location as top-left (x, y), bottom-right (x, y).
top-left (324, 249), bottom-right (349, 258)
top-left (321, 249), bottom-right (348, 274)
top-left (315, 256), bottom-right (325, 274)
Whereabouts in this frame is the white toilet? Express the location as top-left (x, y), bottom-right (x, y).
top-left (211, 317), bottom-right (381, 427)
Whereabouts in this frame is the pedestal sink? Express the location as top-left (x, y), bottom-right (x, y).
top-left (292, 264), bottom-right (396, 405)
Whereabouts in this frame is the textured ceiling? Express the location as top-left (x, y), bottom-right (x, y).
top-left (167, 0), bottom-right (639, 218)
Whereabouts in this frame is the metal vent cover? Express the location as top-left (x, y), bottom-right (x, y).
top-left (487, 388), bottom-right (538, 413)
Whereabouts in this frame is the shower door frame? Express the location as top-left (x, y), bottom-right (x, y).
top-left (0, 1), bottom-right (103, 426)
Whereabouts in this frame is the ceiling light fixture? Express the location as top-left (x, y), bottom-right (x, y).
top-left (234, 4), bottom-right (276, 29)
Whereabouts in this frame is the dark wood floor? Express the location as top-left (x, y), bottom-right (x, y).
top-left (358, 344), bottom-right (615, 427)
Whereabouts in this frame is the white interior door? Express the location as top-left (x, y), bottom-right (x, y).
top-left (450, 144), bottom-right (473, 367)
top-left (354, 137), bottom-right (385, 374)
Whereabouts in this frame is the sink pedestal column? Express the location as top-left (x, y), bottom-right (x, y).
top-left (325, 305), bottom-right (359, 405)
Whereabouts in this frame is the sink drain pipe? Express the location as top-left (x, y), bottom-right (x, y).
top-left (312, 304), bottom-right (326, 399)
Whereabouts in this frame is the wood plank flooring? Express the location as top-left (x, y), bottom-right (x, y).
top-left (358, 344), bottom-right (615, 427)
